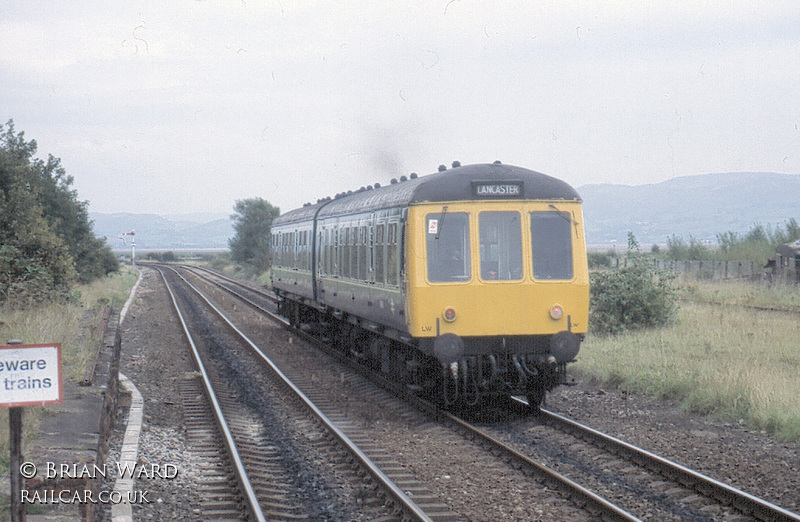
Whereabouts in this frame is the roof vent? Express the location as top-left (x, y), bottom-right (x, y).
top-left (390, 178), bottom-right (398, 184)
top-left (452, 160), bottom-right (461, 168)
top-left (438, 164), bottom-right (447, 172)
top-left (410, 173), bottom-right (418, 179)
top-left (374, 182), bottom-right (381, 188)
top-left (400, 175), bottom-right (408, 182)
top-left (493, 160), bottom-right (502, 165)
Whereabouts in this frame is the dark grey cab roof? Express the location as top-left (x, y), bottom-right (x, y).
top-left (273, 162), bottom-right (581, 226)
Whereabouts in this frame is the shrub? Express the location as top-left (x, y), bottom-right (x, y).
top-left (587, 250), bottom-right (616, 269)
top-left (590, 262), bottom-right (678, 335)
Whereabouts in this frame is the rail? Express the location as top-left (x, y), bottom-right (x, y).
top-left (166, 265), bottom-right (434, 522)
top-left (157, 266), bottom-right (267, 522)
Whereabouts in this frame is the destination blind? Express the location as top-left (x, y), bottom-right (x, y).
top-left (471, 181), bottom-right (524, 198)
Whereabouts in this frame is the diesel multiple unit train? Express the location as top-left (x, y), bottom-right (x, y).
top-left (271, 161), bottom-right (589, 409)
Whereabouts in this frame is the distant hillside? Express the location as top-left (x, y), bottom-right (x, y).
top-left (579, 172), bottom-right (800, 246)
top-left (91, 212), bottom-right (233, 251)
top-left (90, 172), bottom-right (799, 250)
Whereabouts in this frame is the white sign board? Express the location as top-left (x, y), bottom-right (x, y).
top-left (0, 344), bottom-right (63, 407)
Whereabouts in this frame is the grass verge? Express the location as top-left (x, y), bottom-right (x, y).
top-left (0, 266), bottom-right (139, 478)
top-left (576, 280), bottom-right (800, 443)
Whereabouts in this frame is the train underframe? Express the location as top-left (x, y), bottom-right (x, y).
top-left (278, 296), bottom-right (573, 411)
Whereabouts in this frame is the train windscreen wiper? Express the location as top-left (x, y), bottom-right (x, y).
top-left (435, 205), bottom-right (449, 240)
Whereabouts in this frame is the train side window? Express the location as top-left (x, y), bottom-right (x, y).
top-left (305, 230), bottom-right (310, 271)
top-left (305, 230), bottom-right (310, 270)
top-left (375, 224), bottom-right (385, 284)
top-left (479, 211), bottom-right (522, 280)
top-left (387, 222), bottom-right (399, 286)
top-left (530, 211), bottom-right (573, 280)
top-left (349, 226), bottom-right (357, 279)
top-left (342, 227), bottom-right (350, 279)
top-left (299, 230), bottom-right (305, 270)
top-left (358, 226), bottom-right (368, 280)
top-left (312, 229), bottom-right (325, 275)
top-left (323, 229), bottom-right (329, 275)
top-left (290, 231), bottom-right (295, 268)
top-left (296, 231), bottom-right (301, 270)
top-left (347, 226), bottom-right (355, 279)
top-left (426, 212), bottom-right (471, 283)
top-left (327, 229), bottom-right (333, 276)
top-left (333, 229), bottom-right (340, 277)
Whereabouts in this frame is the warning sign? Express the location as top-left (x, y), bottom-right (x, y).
top-left (0, 344), bottom-right (63, 407)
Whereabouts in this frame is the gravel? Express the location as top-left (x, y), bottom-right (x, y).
top-left (99, 267), bottom-right (800, 520)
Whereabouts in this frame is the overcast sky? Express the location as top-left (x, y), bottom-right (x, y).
top-left (2, 1), bottom-right (798, 216)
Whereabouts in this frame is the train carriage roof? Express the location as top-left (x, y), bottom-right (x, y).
top-left (273, 162), bottom-right (581, 226)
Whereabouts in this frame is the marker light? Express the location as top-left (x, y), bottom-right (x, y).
top-left (443, 307), bottom-right (457, 322)
top-left (549, 304), bottom-right (564, 320)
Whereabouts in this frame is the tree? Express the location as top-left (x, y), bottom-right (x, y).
top-left (229, 197), bottom-right (280, 271)
top-left (0, 120), bottom-right (118, 305)
top-left (1, 123), bottom-right (75, 303)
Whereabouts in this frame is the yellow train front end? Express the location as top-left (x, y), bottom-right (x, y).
top-left (405, 199), bottom-right (589, 406)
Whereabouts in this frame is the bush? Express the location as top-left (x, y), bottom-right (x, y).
top-left (587, 250), bottom-right (616, 269)
top-left (143, 251), bottom-right (178, 262)
top-left (590, 262), bottom-right (678, 335)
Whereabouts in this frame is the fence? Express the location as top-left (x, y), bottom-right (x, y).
top-left (610, 258), bottom-right (769, 281)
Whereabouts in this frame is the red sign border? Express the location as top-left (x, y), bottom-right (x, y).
top-left (0, 343), bottom-right (63, 408)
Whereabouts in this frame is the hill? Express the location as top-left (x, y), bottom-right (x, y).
top-left (90, 212), bottom-right (233, 251)
top-left (89, 172), bottom-right (799, 250)
top-left (578, 172), bottom-right (800, 246)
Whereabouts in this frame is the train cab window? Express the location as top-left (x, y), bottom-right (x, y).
top-left (530, 211), bottom-right (573, 280)
top-left (479, 211), bottom-right (522, 281)
top-left (426, 212), bottom-right (471, 283)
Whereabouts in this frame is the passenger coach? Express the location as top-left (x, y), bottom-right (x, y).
top-left (271, 161), bottom-right (589, 409)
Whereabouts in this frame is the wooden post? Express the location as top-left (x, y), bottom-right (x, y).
top-left (7, 338), bottom-right (25, 522)
top-left (9, 407), bottom-right (24, 522)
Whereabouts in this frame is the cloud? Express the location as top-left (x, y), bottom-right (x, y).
top-left (1, 0), bottom-right (798, 215)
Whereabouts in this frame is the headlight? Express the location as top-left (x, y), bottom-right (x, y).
top-left (549, 304), bottom-right (563, 320)
top-left (443, 307), bottom-right (457, 322)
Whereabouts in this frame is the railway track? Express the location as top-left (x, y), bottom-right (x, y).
top-left (536, 407), bottom-right (800, 521)
top-left (455, 401), bottom-right (800, 521)
top-left (158, 265), bottom-right (445, 520)
top-left (162, 264), bottom-right (800, 520)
